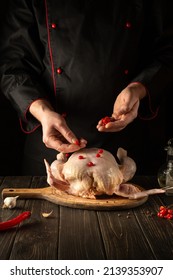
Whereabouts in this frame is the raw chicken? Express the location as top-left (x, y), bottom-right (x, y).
top-left (45, 147), bottom-right (135, 198)
top-left (44, 148), bottom-right (165, 199)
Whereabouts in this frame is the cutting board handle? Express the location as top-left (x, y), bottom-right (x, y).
top-left (1, 185), bottom-right (148, 209)
top-left (2, 187), bottom-right (49, 199)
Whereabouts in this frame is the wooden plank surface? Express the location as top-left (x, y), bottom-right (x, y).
top-left (58, 207), bottom-right (106, 259)
top-left (97, 209), bottom-right (156, 260)
top-left (1, 176), bottom-right (173, 260)
top-left (0, 176), bottom-right (31, 260)
top-left (129, 176), bottom-right (173, 259)
top-left (9, 177), bottom-right (60, 260)
top-left (133, 195), bottom-right (173, 260)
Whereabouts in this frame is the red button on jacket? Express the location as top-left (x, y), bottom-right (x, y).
top-left (125, 21), bottom-right (132, 28)
top-left (56, 67), bottom-right (63, 74)
top-left (51, 23), bottom-right (56, 29)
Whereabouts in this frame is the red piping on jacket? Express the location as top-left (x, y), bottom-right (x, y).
top-left (19, 98), bottom-right (46, 134)
top-left (19, 119), bottom-right (41, 134)
top-left (44, 0), bottom-right (56, 95)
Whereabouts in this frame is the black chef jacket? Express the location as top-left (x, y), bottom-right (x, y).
top-left (0, 0), bottom-right (173, 174)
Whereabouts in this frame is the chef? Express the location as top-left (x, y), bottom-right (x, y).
top-left (0, 0), bottom-right (173, 175)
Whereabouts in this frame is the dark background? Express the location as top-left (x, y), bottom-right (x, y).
top-left (0, 1), bottom-right (25, 175)
top-left (0, 1), bottom-right (172, 176)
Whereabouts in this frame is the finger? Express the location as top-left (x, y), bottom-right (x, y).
top-left (45, 135), bottom-right (87, 153)
top-left (58, 138), bottom-right (87, 152)
top-left (57, 123), bottom-right (79, 145)
top-left (57, 143), bottom-right (83, 153)
top-left (46, 137), bottom-right (82, 153)
top-left (79, 138), bottom-right (88, 146)
top-left (97, 120), bottom-right (127, 132)
top-left (58, 122), bottom-right (88, 148)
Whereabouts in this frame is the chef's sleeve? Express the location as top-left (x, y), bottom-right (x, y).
top-left (0, 0), bottom-right (48, 132)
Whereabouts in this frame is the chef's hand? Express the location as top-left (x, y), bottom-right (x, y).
top-left (97, 83), bottom-right (147, 132)
top-left (29, 99), bottom-right (87, 153)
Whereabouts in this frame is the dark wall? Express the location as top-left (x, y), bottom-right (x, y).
top-left (165, 87), bottom-right (173, 141)
top-left (0, 1), bottom-right (25, 175)
top-left (0, 94), bottom-right (25, 175)
top-left (0, 1), bottom-right (172, 175)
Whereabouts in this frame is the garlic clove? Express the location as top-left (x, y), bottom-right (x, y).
top-left (3, 196), bottom-right (19, 209)
top-left (41, 210), bottom-right (53, 218)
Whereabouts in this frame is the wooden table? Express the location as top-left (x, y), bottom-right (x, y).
top-left (0, 175), bottom-right (173, 260)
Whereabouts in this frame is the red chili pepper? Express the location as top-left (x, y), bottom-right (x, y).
top-left (0, 211), bottom-right (31, 231)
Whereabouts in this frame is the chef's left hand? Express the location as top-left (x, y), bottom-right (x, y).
top-left (97, 83), bottom-right (147, 132)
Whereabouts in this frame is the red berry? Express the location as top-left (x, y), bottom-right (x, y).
top-left (96, 153), bottom-right (101, 157)
top-left (65, 153), bottom-right (70, 158)
top-left (74, 139), bottom-right (80, 145)
top-left (157, 212), bottom-right (161, 218)
top-left (164, 214), bottom-right (173, 220)
top-left (160, 209), bottom-right (168, 216)
top-left (98, 149), bottom-right (103, 154)
top-left (78, 155), bottom-right (85, 159)
top-left (164, 214), bottom-right (169, 219)
top-left (157, 205), bottom-right (173, 220)
top-left (87, 162), bottom-right (95, 167)
top-left (168, 214), bottom-right (173, 220)
top-left (159, 213), bottom-right (165, 218)
top-left (101, 116), bottom-right (111, 126)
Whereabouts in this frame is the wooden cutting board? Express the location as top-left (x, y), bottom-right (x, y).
top-left (1, 184), bottom-right (148, 210)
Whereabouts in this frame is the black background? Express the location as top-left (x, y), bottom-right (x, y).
top-left (0, 0), bottom-right (172, 176)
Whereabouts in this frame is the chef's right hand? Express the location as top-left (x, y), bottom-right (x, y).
top-left (29, 99), bottom-right (87, 153)
top-left (97, 82), bottom-right (147, 132)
